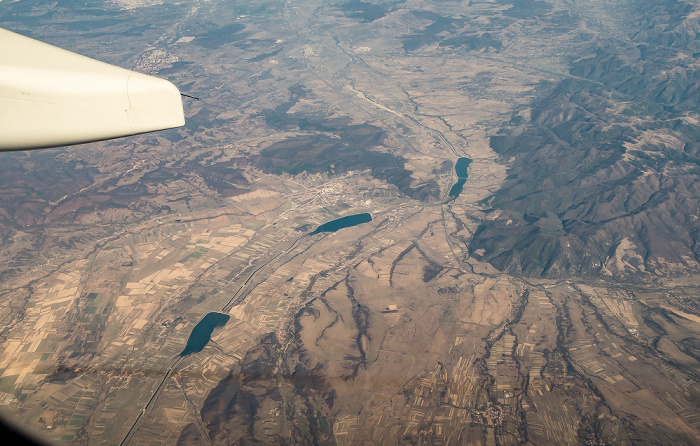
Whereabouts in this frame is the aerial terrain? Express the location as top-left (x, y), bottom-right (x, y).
top-left (1, 0), bottom-right (700, 444)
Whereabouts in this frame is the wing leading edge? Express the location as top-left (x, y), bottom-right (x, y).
top-left (0, 28), bottom-right (185, 151)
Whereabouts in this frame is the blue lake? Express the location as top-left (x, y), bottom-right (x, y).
top-left (448, 178), bottom-right (466, 198)
top-left (310, 213), bottom-right (372, 234)
top-left (449, 157), bottom-right (472, 198)
top-left (455, 157), bottom-right (472, 178)
top-left (180, 312), bottom-right (230, 356)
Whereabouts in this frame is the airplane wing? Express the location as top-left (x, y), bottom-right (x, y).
top-left (0, 28), bottom-right (185, 151)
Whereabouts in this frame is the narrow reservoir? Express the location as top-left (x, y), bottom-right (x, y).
top-left (448, 157), bottom-right (472, 198)
top-left (448, 178), bottom-right (466, 198)
top-left (180, 312), bottom-right (230, 356)
top-left (310, 213), bottom-right (372, 234)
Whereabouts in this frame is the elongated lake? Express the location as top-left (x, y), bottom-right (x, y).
top-left (448, 157), bottom-right (472, 198)
top-left (180, 312), bottom-right (230, 356)
top-left (310, 213), bottom-right (372, 234)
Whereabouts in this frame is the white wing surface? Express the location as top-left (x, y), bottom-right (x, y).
top-left (0, 28), bottom-right (185, 151)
